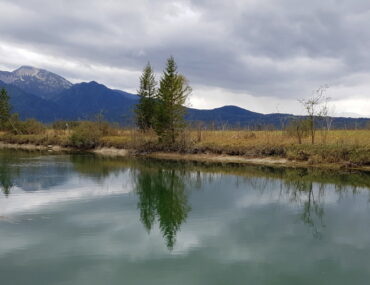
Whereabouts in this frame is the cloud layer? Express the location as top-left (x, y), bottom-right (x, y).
top-left (0, 0), bottom-right (369, 115)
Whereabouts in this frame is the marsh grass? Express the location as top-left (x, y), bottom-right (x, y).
top-left (0, 128), bottom-right (369, 166)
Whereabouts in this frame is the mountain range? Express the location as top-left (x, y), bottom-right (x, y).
top-left (0, 66), bottom-right (369, 129)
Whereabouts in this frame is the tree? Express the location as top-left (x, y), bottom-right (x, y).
top-left (299, 85), bottom-right (329, 145)
top-left (0, 88), bottom-right (11, 130)
top-left (135, 63), bottom-right (157, 131)
top-left (320, 96), bottom-right (334, 144)
top-left (154, 57), bottom-right (191, 143)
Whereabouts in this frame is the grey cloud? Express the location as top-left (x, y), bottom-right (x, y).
top-left (0, 0), bottom-right (370, 104)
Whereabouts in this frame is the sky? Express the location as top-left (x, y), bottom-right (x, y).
top-left (0, 0), bottom-right (369, 117)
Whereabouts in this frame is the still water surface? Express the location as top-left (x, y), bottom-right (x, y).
top-left (0, 150), bottom-right (370, 284)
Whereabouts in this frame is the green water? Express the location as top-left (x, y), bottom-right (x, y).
top-left (0, 150), bottom-right (370, 284)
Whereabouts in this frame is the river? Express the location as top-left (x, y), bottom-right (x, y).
top-left (0, 150), bottom-right (370, 284)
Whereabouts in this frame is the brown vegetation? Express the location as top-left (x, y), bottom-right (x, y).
top-left (0, 126), bottom-right (369, 168)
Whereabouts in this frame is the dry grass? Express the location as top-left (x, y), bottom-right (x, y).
top-left (192, 129), bottom-right (370, 148)
top-left (1, 128), bottom-right (370, 148)
top-left (0, 128), bottom-right (369, 166)
top-left (96, 129), bottom-right (370, 166)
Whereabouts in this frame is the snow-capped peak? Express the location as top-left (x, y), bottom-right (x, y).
top-left (14, 66), bottom-right (41, 77)
top-left (0, 66), bottom-right (72, 99)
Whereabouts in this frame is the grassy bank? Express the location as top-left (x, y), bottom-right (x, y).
top-left (0, 128), bottom-right (369, 169)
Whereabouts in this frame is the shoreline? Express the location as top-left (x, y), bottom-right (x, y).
top-left (1, 142), bottom-right (369, 172)
top-left (0, 142), bottom-right (71, 152)
top-left (144, 152), bottom-right (370, 172)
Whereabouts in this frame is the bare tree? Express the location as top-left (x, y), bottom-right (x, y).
top-left (299, 85), bottom-right (329, 145)
top-left (320, 96), bottom-right (335, 144)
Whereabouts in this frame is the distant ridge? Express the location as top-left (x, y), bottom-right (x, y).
top-left (0, 66), bottom-right (369, 128)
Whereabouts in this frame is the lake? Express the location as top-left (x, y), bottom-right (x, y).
top-left (0, 149), bottom-right (370, 284)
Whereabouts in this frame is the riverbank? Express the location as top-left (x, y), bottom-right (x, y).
top-left (0, 141), bottom-right (369, 172)
top-left (1, 129), bottom-right (369, 170)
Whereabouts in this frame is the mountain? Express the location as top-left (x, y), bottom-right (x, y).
top-left (113, 89), bottom-right (138, 100)
top-left (53, 81), bottom-right (138, 123)
top-left (187, 106), bottom-right (369, 129)
top-left (186, 105), bottom-right (280, 127)
top-left (186, 106), bottom-right (370, 129)
top-left (0, 66), bottom-right (369, 128)
top-left (187, 105), bottom-right (299, 128)
top-left (0, 66), bottom-right (72, 100)
top-left (0, 80), bottom-right (62, 121)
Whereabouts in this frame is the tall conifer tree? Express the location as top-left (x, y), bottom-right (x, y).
top-left (135, 63), bottom-right (157, 130)
top-left (154, 56), bottom-right (191, 143)
top-left (0, 88), bottom-right (11, 130)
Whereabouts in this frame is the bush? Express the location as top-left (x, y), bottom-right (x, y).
top-left (54, 119), bottom-right (117, 135)
top-left (284, 119), bottom-right (310, 144)
top-left (69, 121), bottom-right (102, 149)
top-left (96, 121), bottom-right (117, 136)
top-left (1, 113), bottom-right (20, 133)
top-left (19, 119), bottom-right (46, 135)
top-left (5, 116), bottom-right (46, 135)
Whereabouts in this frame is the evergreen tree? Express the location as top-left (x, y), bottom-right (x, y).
top-left (154, 57), bottom-right (191, 143)
top-left (0, 88), bottom-right (11, 130)
top-left (135, 63), bottom-right (157, 130)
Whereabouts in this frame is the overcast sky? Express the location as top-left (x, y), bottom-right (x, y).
top-left (0, 0), bottom-right (369, 116)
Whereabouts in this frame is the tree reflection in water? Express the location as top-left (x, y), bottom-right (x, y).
top-left (133, 166), bottom-right (190, 250)
top-left (241, 166), bottom-right (370, 239)
top-left (0, 151), bottom-right (20, 196)
top-left (1, 150), bottom-right (370, 246)
top-left (0, 163), bottom-right (14, 196)
top-left (284, 178), bottom-right (325, 239)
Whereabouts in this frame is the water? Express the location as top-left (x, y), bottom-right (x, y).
top-left (0, 150), bottom-right (370, 284)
